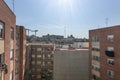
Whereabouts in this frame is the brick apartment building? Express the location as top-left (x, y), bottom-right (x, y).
top-left (0, 1), bottom-right (27, 80)
top-left (16, 25), bottom-right (26, 80)
top-left (25, 43), bottom-right (54, 80)
top-left (89, 25), bottom-right (120, 80)
top-left (0, 0), bottom-right (16, 80)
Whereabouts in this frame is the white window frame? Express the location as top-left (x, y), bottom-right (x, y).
top-left (10, 49), bottom-right (14, 60)
top-left (10, 27), bottom-right (14, 40)
top-left (107, 47), bottom-right (114, 51)
top-left (10, 71), bottom-right (13, 80)
top-left (0, 22), bottom-right (4, 39)
top-left (107, 58), bottom-right (114, 65)
top-left (107, 35), bottom-right (114, 42)
top-left (107, 70), bottom-right (114, 78)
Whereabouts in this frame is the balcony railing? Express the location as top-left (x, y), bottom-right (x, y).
top-left (105, 51), bottom-right (114, 57)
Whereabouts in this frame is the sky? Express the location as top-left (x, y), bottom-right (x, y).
top-left (4, 0), bottom-right (120, 38)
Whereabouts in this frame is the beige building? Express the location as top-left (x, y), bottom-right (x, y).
top-left (54, 49), bottom-right (89, 80)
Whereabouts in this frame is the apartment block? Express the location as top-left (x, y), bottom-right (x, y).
top-left (0, 0), bottom-right (16, 80)
top-left (54, 49), bottom-right (89, 80)
top-left (16, 25), bottom-right (26, 80)
top-left (89, 25), bottom-right (120, 80)
top-left (26, 43), bottom-right (54, 80)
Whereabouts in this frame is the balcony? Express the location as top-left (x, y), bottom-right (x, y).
top-left (105, 51), bottom-right (114, 57)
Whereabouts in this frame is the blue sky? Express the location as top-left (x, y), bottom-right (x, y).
top-left (5, 0), bottom-right (120, 38)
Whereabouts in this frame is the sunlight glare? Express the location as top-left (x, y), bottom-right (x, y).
top-left (58, 0), bottom-right (74, 9)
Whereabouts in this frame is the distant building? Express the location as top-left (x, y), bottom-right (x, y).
top-left (16, 25), bottom-right (26, 80)
top-left (89, 25), bottom-right (120, 80)
top-left (25, 43), bottom-right (54, 80)
top-left (54, 49), bottom-right (89, 80)
top-left (72, 42), bottom-right (89, 49)
top-left (0, 0), bottom-right (16, 80)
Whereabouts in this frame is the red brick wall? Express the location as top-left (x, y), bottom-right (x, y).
top-left (19, 26), bottom-right (26, 80)
top-left (0, 0), bottom-right (16, 80)
top-left (89, 26), bottom-right (120, 80)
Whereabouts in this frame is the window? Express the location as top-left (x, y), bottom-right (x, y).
top-left (15, 68), bottom-right (19, 74)
top-left (107, 58), bottom-right (114, 65)
top-left (91, 36), bottom-right (99, 42)
top-left (10, 49), bottom-right (14, 60)
top-left (10, 71), bottom-right (13, 80)
top-left (43, 54), bottom-right (45, 59)
top-left (107, 70), bottom-right (114, 78)
top-left (31, 48), bottom-right (35, 53)
top-left (37, 48), bottom-right (42, 51)
top-left (16, 33), bottom-right (20, 40)
top-left (37, 61), bottom-right (41, 64)
top-left (107, 35), bottom-right (114, 42)
top-left (107, 47), bottom-right (114, 51)
top-left (31, 61), bottom-right (35, 65)
top-left (15, 57), bottom-right (19, 62)
top-left (48, 54), bottom-right (51, 58)
top-left (92, 74), bottom-right (100, 80)
top-left (16, 44), bottom-right (19, 50)
top-left (10, 27), bottom-right (14, 40)
top-left (92, 65), bottom-right (100, 71)
top-left (32, 55), bottom-right (35, 58)
top-left (37, 68), bottom-right (41, 72)
top-left (37, 55), bottom-right (42, 58)
top-left (42, 61), bottom-right (45, 66)
top-left (0, 54), bottom-right (4, 63)
top-left (0, 22), bottom-right (4, 38)
top-left (92, 55), bottom-right (100, 61)
top-left (92, 46), bottom-right (100, 51)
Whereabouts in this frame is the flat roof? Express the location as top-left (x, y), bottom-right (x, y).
top-left (89, 25), bottom-right (120, 31)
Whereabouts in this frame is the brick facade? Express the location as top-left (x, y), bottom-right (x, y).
top-left (16, 26), bottom-right (26, 80)
top-left (0, 0), bottom-right (16, 80)
top-left (25, 44), bottom-right (54, 80)
top-left (89, 25), bottom-right (120, 80)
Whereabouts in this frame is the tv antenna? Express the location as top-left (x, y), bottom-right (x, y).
top-left (105, 18), bottom-right (109, 27)
top-left (64, 26), bottom-right (66, 38)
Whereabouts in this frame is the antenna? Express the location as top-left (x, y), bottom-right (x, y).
top-left (64, 26), bottom-right (66, 38)
top-left (105, 18), bottom-right (109, 27)
top-left (12, 0), bottom-right (15, 12)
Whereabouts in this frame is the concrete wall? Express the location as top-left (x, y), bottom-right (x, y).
top-left (54, 50), bottom-right (89, 80)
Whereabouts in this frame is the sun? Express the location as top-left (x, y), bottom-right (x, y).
top-left (48, 0), bottom-right (75, 10)
top-left (57, 0), bottom-right (74, 8)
